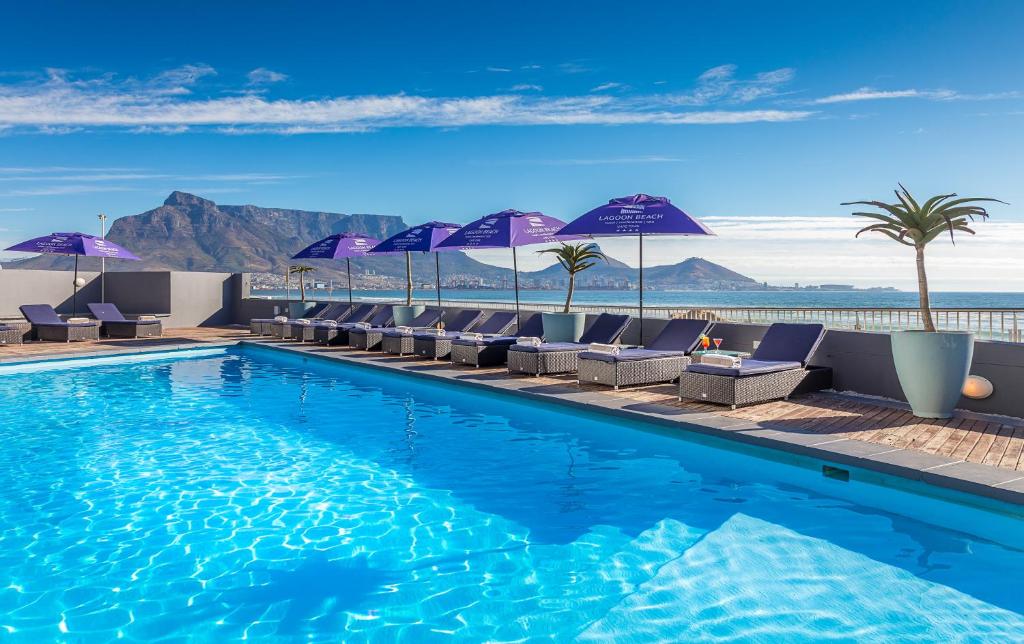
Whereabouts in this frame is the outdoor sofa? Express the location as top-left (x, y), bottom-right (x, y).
top-left (381, 309), bottom-right (483, 356)
top-left (248, 302), bottom-right (331, 336)
top-left (576, 318), bottom-right (712, 389)
top-left (449, 313), bottom-right (545, 368)
top-left (314, 306), bottom-right (394, 346)
top-left (87, 303), bottom-right (162, 338)
top-left (19, 304), bottom-right (100, 343)
top-left (412, 311), bottom-right (516, 360)
top-left (349, 308), bottom-right (441, 351)
top-left (507, 313), bottom-right (631, 376)
top-left (678, 322), bottom-right (831, 408)
top-left (288, 303), bottom-right (374, 342)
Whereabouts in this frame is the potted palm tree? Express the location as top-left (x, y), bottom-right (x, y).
top-left (392, 251), bottom-right (425, 326)
top-left (845, 185), bottom-right (1003, 418)
top-left (288, 264), bottom-right (318, 318)
top-left (536, 242), bottom-right (606, 342)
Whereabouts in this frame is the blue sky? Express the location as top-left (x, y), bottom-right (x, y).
top-left (1, 1), bottom-right (1022, 288)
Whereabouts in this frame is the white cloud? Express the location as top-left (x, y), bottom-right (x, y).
top-left (510, 84), bottom-right (543, 92)
top-left (0, 67), bottom-right (814, 133)
top-left (811, 87), bottom-right (1021, 104)
top-left (476, 155), bottom-right (684, 166)
top-left (485, 66), bottom-right (512, 73)
top-left (246, 67), bottom-right (287, 85)
top-left (585, 215), bottom-right (1024, 290)
top-left (591, 82), bottom-right (623, 92)
top-left (667, 64), bottom-right (796, 105)
top-left (0, 207), bottom-right (32, 212)
top-left (0, 185), bottom-right (140, 197)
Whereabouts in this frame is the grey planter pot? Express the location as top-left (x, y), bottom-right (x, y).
top-left (288, 301), bottom-right (317, 318)
top-left (891, 330), bottom-right (974, 419)
top-left (541, 312), bottom-right (587, 343)
top-left (392, 305), bottom-right (426, 326)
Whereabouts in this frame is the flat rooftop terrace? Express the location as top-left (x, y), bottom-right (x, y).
top-left (4, 329), bottom-right (1023, 506)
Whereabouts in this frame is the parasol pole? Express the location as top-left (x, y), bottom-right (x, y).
top-left (73, 254), bottom-right (79, 317)
top-left (435, 252), bottom-right (443, 329)
top-left (346, 257), bottom-right (353, 308)
top-left (638, 231), bottom-right (644, 345)
top-left (512, 246), bottom-right (521, 330)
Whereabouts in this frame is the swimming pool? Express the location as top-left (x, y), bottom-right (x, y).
top-left (1, 345), bottom-right (1023, 640)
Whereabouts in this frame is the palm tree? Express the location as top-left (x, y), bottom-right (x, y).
top-left (537, 242), bottom-right (607, 313)
top-left (844, 185), bottom-right (1003, 332)
top-left (289, 264), bottom-right (316, 302)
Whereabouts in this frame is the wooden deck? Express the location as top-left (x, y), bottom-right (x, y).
top-left (5, 331), bottom-right (1024, 476)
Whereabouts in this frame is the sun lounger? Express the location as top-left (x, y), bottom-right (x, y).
top-left (507, 313), bottom-right (631, 376)
top-left (86, 303), bottom-right (163, 339)
top-left (412, 311), bottom-right (516, 360)
top-left (577, 318), bottom-right (712, 389)
top-left (349, 308), bottom-right (441, 351)
top-left (19, 304), bottom-right (100, 342)
top-left (381, 309), bottom-right (483, 356)
top-left (288, 303), bottom-right (374, 341)
top-left (679, 322), bottom-right (831, 408)
top-left (249, 302), bottom-right (332, 336)
top-left (270, 302), bottom-right (348, 339)
top-left (450, 313), bottom-right (545, 367)
top-left (0, 324), bottom-right (24, 345)
top-left (313, 306), bottom-right (394, 346)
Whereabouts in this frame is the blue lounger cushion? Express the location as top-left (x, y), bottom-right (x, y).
top-left (687, 359), bottom-right (803, 377)
top-left (578, 348), bottom-right (687, 363)
top-left (451, 335), bottom-right (518, 347)
top-left (510, 342), bottom-right (588, 353)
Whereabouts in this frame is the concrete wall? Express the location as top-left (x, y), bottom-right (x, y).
top-left (1, 269), bottom-right (238, 328)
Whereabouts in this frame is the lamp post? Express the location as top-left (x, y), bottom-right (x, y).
top-left (98, 213), bottom-right (108, 303)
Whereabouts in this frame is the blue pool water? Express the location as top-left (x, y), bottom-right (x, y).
top-left (1, 346), bottom-right (1023, 641)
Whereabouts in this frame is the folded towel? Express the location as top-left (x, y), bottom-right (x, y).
top-left (273, 315), bottom-right (288, 323)
top-left (588, 343), bottom-right (621, 355)
top-left (701, 354), bottom-right (742, 368)
top-left (296, 318), bottom-right (312, 325)
top-left (422, 328), bottom-right (445, 336)
top-left (353, 322), bottom-right (371, 329)
top-left (461, 332), bottom-right (484, 341)
top-left (321, 320), bottom-right (338, 327)
top-left (66, 317), bottom-right (91, 324)
top-left (517, 336), bottom-right (542, 346)
top-left (137, 315), bottom-right (157, 321)
top-left (396, 326), bottom-right (414, 334)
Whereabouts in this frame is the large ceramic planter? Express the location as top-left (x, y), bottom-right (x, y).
top-left (288, 301), bottom-right (317, 318)
top-left (541, 312), bottom-right (587, 343)
top-left (891, 330), bottom-right (974, 419)
top-left (392, 304), bottom-right (426, 326)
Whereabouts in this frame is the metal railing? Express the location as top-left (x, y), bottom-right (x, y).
top-left (251, 294), bottom-right (1024, 343)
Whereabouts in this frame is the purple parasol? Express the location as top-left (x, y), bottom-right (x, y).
top-left (558, 195), bottom-right (715, 340)
top-left (292, 233), bottom-right (383, 306)
top-left (370, 222), bottom-right (463, 322)
top-left (436, 210), bottom-right (583, 326)
top-left (5, 232), bottom-right (141, 316)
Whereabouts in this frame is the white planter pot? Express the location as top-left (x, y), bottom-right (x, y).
top-left (891, 330), bottom-right (974, 419)
top-left (392, 305), bottom-right (425, 326)
top-left (541, 312), bottom-right (587, 343)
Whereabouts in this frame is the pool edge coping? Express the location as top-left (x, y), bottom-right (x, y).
top-left (239, 340), bottom-right (1024, 509)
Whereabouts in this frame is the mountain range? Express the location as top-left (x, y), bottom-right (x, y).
top-left (2, 192), bottom-right (759, 289)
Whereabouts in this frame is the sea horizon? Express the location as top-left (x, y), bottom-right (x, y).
top-left (251, 287), bottom-right (1024, 310)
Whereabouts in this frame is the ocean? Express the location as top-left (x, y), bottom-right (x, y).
top-left (252, 288), bottom-right (1024, 309)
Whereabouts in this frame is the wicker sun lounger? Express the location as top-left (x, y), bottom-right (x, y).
top-left (0, 324), bottom-right (24, 345)
top-left (86, 303), bottom-right (162, 338)
top-left (450, 313), bottom-right (545, 368)
top-left (577, 318), bottom-right (712, 389)
top-left (382, 309), bottom-right (482, 356)
top-left (679, 323), bottom-right (831, 408)
top-left (350, 308), bottom-right (441, 351)
top-left (19, 304), bottom-right (100, 343)
top-left (507, 313), bottom-right (631, 376)
top-left (314, 306), bottom-right (394, 346)
top-left (249, 302), bottom-right (332, 336)
top-left (288, 303), bottom-right (374, 341)
top-left (270, 302), bottom-right (347, 339)
top-left (412, 311), bottom-right (516, 360)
